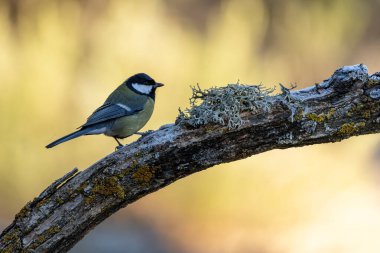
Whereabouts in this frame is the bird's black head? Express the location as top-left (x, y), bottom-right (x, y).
top-left (125, 73), bottom-right (164, 99)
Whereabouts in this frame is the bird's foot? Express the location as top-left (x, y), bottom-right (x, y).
top-left (159, 123), bottom-right (174, 130)
top-left (136, 130), bottom-right (154, 137)
top-left (115, 145), bottom-right (124, 151)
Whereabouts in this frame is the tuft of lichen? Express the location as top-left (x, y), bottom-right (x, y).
top-left (177, 83), bottom-right (274, 129)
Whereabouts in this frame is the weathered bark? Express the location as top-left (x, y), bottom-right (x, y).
top-left (1, 64), bottom-right (380, 252)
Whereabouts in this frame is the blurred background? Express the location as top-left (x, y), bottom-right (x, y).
top-left (1, 0), bottom-right (380, 252)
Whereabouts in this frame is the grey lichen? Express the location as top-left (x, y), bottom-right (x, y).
top-left (279, 83), bottom-right (297, 102)
top-left (369, 88), bottom-right (380, 100)
top-left (177, 83), bottom-right (274, 129)
top-left (328, 64), bottom-right (368, 92)
top-left (302, 121), bottom-right (317, 134)
top-left (367, 73), bottom-right (380, 88)
top-left (277, 132), bottom-right (294, 144)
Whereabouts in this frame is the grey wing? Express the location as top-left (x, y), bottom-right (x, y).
top-left (81, 103), bottom-right (142, 128)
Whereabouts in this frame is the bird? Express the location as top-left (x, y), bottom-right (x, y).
top-left (46, 73), bottom-right (164, 149)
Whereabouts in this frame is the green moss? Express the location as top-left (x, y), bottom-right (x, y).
top-left (362, 110), bottom-right (371, 119)
top-left (347, 102), bottom-right (379, 120)
top-left (27, 226), bottom-right (61, 250)
top-left (326, 108), bottom-right (336, 120)
top-left (92, 176), bottom-right (125, 200)
top-left (354, 104), bottom-right (364, 114)
top-left (2, 232), bottom-right (22, 252)
top-left (3, 242), bottom-right (21, 253)
top-left (338, 123), bottom-right (355, 135)
top-left (67, 188), bottom-right (74, 196)
top-left (116, 168), bottom-right (131, 180)
top-left (36, 198), bottom-right (49, 209)
top-left (303, 108), bottom-right (335, 123)
top-left (15, 203), bottom-right (31, 219)
top-left (46, 226), bottom-right (61, 235)
top-left (36, 235), bottom-right (45, 244)
top-left (2, 233), bottom-right (14, 243)
top-left (348, 104), bottom-right (364, 117)
top-left (28, 235), bottom-right (46, 250)
top-left (338, 122), bottom-right (366, 135)
top-left (3, 245), bottom-right (15, 253)
top-left (77, 182), bottom-right (89, 194)
top-left (203, 124), bottom-right (219, 132)
top-left (129, 160), bottom-right (138, 168)
top-left (132, 165), bottom-right (155, 185)
top-left (1, 230), bottom-right (23, 252)
top-left (84, 195), bottom-right (95, 205)
top-left (56, 198), bottom-right (64, 205)
top-left (294, 108), bottom-right (304, 121)
top-left (366, 78), bottom-right (380, 88)
top-left (306, 113), bottom-right (326, 123)
top-left (2, 229), bottom-right (21, 244)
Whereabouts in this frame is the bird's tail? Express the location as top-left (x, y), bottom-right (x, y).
top-left (46, 128), bottom-right (91, 148)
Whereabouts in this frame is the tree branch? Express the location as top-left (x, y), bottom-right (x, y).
top-left (1, 64), bottom-right (380, 253)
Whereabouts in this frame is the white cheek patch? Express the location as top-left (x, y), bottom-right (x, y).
top-left (132, 83), bottom-right (153, 95)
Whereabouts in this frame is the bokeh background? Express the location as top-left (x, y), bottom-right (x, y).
top-left (1, 0), bottom-right (380, 252)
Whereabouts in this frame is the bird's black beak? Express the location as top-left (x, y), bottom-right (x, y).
top-left (154, 82), bottom-right (164, 88)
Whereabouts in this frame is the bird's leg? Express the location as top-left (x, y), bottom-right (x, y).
top-left (114, 137), bottom-right (123, 150)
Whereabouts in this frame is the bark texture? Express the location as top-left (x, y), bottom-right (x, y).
top-left (1, 64), bottom-right (380, 252)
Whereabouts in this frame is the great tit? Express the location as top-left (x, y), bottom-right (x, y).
top-left (46, 73), bottom-right (164, 149)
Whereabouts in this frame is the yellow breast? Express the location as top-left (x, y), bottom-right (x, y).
top-left (106, 98), bottom-right (155, 138)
